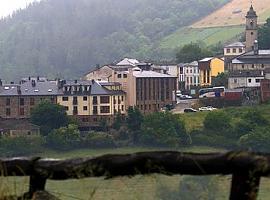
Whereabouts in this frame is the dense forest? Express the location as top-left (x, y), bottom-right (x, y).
top-left (0, 0), bottom-right (229, 80)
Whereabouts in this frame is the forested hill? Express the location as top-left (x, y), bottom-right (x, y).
top-left (0, 0), bottom-right (229, 80)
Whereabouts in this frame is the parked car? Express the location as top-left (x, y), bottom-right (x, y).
top-left (207, 106), bottom-right (217, 111)
top-left (199, 106), bottom-right (217, 111)
top-left (179, 94), bottom-right (192, 99)
top-left (199, 107), bottom-right (209, 111)
top-left (184, 108), bottom-right (198, 113)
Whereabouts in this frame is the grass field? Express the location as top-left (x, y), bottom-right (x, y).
top-left (191, 0), bottom-right (270, 28)
top-left (159, 25), bottom-right (244, 49)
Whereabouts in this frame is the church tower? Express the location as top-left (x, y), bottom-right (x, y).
top-left (245, 5), bottom-right (258, 51)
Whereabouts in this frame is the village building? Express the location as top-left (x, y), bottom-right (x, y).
top-left (228, 70), bottom-right (264, 89)
top-left (0, 77), bottom-right (58, 119)
top-left (84, 58), bottom-right (177, 112)
top-left (57, 80), bottom-right (126, 129)
top-left (198, 57), bottom-right (224, 87)
top-left (0, 119), bottom-right (40, 137)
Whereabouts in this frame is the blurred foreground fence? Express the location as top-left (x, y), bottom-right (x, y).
top-left (1, 151), bottom-right (270, 200)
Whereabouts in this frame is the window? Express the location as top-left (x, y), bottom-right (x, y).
top-left (73, 106), bottom-right (78, 115)
top-left (20, 98), bottom-right (24, 106)
top-left (121, 96), bottom-right (124, 101)
top-left (93, 96), bottom-right (98, 105)
top-left (93, 106), bottom-right (98, 114)
top-left (239, 48), bottom-right (243, 53)
top-left (100, 106), bottom-right (110, 113)
top-left (19, 108), bottom-right (24, 116)
top-left (252, 64), bottom-right (255, 68)
top-left (251, 32), bottom-right (254, 35)
top-left (100, 96), bottom-right (110, 104)
top-left (248, 79), bottom-right (252, 83)
top-left (6, 98), bottom-right (10, 106)
top-left (123, 74), bottom-right (127, 78)
top-left (262, 64), bottom-right (265, 68)
top-left (6, 108), bottom-right (10, 116)
top-left (190, 69), bottom-right (192, 73)
top-left (117, 74), bottom-right (122, 78)
top-left (83, 106), bottom-right (88, 111)
top-left (73, 96), bottom-right (78, 105)
top-left (30, 98), bottom-right (35, 106)
top-left (242, 64), bottom-right (245, 69)
top-left (83, 96), bottom-right (87, 101)
top-left (226, 48), bottom-right (231, 53)
top-left (256, 79), bottom-right (261, 83)
top-left (62, 96), bottom-right (68, 101)
top-left (233, 48), bottom-right (236, 53)
top-left (234, 79), bottom-right (237, 83)
top-left (122, 105), bottom-right (124, 111)
top-left (64, 106), bottom-right (69, 111)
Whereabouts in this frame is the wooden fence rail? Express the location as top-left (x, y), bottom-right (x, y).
top-left (1, 151), bottom-right (270, 200)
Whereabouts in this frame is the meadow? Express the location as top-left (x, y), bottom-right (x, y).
top-left (159, 26), bottom-right (244, 50)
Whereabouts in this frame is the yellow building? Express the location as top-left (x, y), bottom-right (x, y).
top-left (57, 80), bottom-right (126, 129)
top-left (198, 57), bottom-right (224, 86)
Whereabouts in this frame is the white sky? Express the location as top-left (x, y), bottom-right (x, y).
top-left (0, 0), bottom-right (39, 17)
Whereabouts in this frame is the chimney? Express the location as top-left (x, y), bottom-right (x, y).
top-left (254, 40), bottom-right (259, 55)
top-left (31, 80), bottom-right (36, 87)
top-left (74, 80), bottom-right (78, 84)
top-left (28, 76), bottom-right (31, 81)
top-left (17, 86), bottom-right (21, 95)
top-left (0, 79), bottom-right (2, 86)
top-left (37, 76), bottom-right (40, 81)
top-left (91, 79), bottom-right (95, 84)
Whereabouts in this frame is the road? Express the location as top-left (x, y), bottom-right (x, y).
top-left (172, 98), bottom-right (198, 114)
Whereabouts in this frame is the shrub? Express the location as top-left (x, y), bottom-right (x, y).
top-left (0, 136), bottom-right (44, 157)
top-left (46, 124), bottom-right (81, 150)
top-left (203, 111), bottom-right (231, 132)
top-left (140, 112), bottom-right (189, 147)
top-left (82, 132), bottom-right (115, 148)
top-left (239, 127), bottom-right (270, 152)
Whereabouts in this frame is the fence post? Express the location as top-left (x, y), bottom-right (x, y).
top-left (27, 174), bottom-right (47, 198)
top-left (230, 171), bottom-right (261, 200)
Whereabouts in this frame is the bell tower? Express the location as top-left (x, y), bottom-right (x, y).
top-left (245, 4), bottom-right (258, 51)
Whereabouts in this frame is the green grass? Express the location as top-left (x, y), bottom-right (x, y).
top-left (160, 25), bottom-right (244, 49)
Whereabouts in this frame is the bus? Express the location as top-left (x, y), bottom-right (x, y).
top-left (199, 86), bottom-right (225, 98)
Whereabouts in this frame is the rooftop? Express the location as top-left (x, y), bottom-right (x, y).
top-left (225, 42), bottom-right (245, 48)
top-left (229, 70), bottom-right (264, 78)
top-left (133, 70), bottom-right (176, 78)
top-left (116, 58), bottom-right (140, 66)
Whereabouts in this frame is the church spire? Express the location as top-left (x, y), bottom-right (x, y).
top-left (246, 3), bottom-right (257, 18)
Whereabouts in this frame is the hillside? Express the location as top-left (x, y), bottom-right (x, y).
top-left (192, 0), bottom-right (270, 28)
top-left (0, 0), bottom-right (229, 81)
top-left (160, 0), bottom-right (270, 51)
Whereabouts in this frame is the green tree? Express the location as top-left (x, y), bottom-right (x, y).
top-left (176, 43), bottom-right (213, 63)
top-left (46, 124), bottom-right (81, 150)
top-left (141, 112), bottom-right (188, 147)
top-left (30, 101), bottom-right (69, 136)
top-left (258, 18), bottom-right (270, 49)
top-left (112, 112), bottom-right (125, 130)
top-left (212, 72), bottom-right (228, 88)
top-left (126, 107), bottom-right (144, 144)
top-left (204, 111), bottom-right (232, 133)
top-left (239, 127), bottom-right (270, 152)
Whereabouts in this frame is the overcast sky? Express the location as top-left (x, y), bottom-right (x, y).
top-left (0, 0), bottom-right (39, 17)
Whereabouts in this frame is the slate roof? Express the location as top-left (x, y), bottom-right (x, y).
top-left (133, 70), bottom-right (176, 78)
top-left (0, 119), bottom-right (39, 130)
top-left (231, 50), bottom-right (270, 64)
top-left (225, 42), bottom-right (245, 48)
top-left (116, 58), bottom-right (139, 66)
top-left (246, 5), bottom-right (257, 18)
top-left (229, 70), bottom-right (264, 78)
top-left (0, 81), bottom-right (58, 96)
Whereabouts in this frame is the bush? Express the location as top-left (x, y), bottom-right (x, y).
top-left (0, 136), bottom-right (44, 157)
top-left (239, 127), bottom-right (270, 152)
top-left (204, 111), bottom-right (232, 132)
top-left (46, 124), bottom-right (81, 150)
top-left (82, 132), bottom-right (115, 148)
top-left (140, 112), bottom-right (189, 147)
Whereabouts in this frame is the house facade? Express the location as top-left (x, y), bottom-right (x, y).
top-left (198, 57), bottom-right (224, 86)
top-left (57, 80), bottom-right (126, 129)
top-left (228, 70), bottom-right (264, 89)
top-left (0, 77), bottom-right (58, 119)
